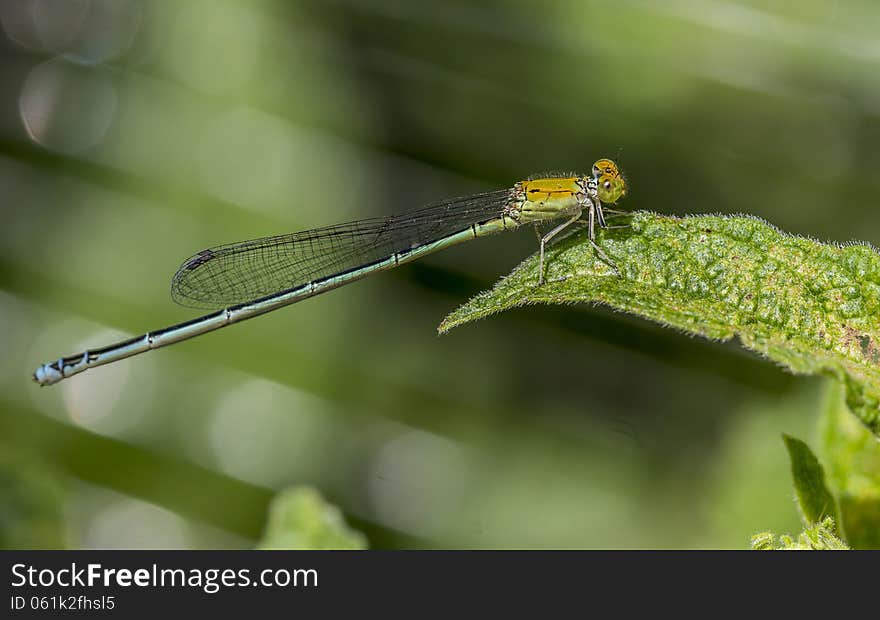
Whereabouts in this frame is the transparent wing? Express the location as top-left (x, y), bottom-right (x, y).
top-left (171, 189), bottom-right (511, 309)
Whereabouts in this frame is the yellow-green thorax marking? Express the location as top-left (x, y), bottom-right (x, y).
top-left (504, 158), bottom-right (627, 283)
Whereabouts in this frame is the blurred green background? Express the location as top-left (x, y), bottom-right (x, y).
top-left (1, 0), bottom-right (877, 549)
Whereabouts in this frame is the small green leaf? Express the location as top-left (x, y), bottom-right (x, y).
top-left (751, 517), bottom-right (848, 550)
top-left (749, 531), bottom-right (777, 551)
top-left (782, 434), bottom-right (838, 527)
top-left (256, 487), bottom-right (367, 550)
top-left (440, 212), bottom-right (880, 435)
top-left (819, 380), bottom-right (880, 549)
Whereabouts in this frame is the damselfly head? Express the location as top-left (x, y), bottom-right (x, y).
top-left (592, 158), bottom-right (627, 204)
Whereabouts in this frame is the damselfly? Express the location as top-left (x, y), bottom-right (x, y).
top-left (33, 159), bottom-right (627, 386)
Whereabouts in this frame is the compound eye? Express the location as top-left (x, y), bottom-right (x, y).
top-left (603, 180), bottom-right (612, 190)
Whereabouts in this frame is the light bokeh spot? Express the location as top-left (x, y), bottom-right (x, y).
top-left (1, 0), bottom-right (141, 61)
top-left (19, 58), bottom-right (117, 154)
top-left (81, 498), bottom-right (189, 549)
top-left (209, 379), bottom-right (335, 488)
top-left (367, 430), bottom-right (468, 535)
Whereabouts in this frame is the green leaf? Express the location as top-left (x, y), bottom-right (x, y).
top-left (751, 517), bottom-right (848, 550)
top-left (782, 434), bottom-right (838, 527)
top-left (440, 212), bottom-right (880, 435)
top-left (256, 487), bottom-right (367, 550)
top-left (819, 380), bottom-right (880, 549)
